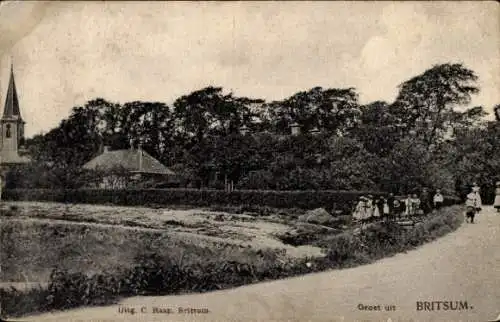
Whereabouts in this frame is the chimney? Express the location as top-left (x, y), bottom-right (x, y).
top-left (290, 122), bottom-right (301, 136)
top-left (239, 124), bottom-right (249, 136)
top-left (309, 127), bottom-right (320, 136)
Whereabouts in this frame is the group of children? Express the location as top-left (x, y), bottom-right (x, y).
top-left (353, 182), bottom-right (498, 224)
top-left (352, 189), bottom-right (445, 222)
top-left (351, 195), bottom-right (389, 222)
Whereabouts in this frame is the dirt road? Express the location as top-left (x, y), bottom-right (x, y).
top-left (15, 207), bottom-right (500, 322)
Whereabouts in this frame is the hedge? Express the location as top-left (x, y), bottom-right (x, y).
top-left (2, 188), bottom-right (461, 213)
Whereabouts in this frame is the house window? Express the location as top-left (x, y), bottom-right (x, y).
top-left (6, 124), bottom-right (11, 138)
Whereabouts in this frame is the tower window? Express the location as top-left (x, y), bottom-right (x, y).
top-left (6, 124), bottom-right (11, 138)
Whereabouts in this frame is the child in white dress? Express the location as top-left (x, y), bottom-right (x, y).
top-left (365, 196), bottom-right (374, 221)
top-left (404, 194), bottom-right (412, 217)
top-left (383, 198), bottom-right (390, 219)
top-left (352, 197), bottom-right (366, 221)
top-left (372, 197), bottom-right (381, 219)
top-left (471, 183), bottom-right (482, 213)
top-left (433, 189), bottom-right (444, 209)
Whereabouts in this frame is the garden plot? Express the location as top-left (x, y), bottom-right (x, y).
top-left (0, 201), bottom-right (324, 259)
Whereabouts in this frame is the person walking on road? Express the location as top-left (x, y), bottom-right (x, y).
top-left (471, 183), bottom-right (482, 214)
top-left (494, 181), bottom-right (500, 213)
top-left (0, 174), bottom-right (3, 203)
top-left (465, 191), bottom-right (477, 223)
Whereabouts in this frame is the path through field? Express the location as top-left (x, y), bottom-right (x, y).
top-left (14, 207), bottom-right (500, 322)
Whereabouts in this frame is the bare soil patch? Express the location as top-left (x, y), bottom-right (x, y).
top-left (0, 201), bottom-right (324, 284)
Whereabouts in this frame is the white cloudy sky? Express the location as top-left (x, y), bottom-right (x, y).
top-left (0, 1), bottom-right (498, 137)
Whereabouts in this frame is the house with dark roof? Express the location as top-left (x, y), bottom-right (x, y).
top-left (82, 146), bottom-right (178, 189)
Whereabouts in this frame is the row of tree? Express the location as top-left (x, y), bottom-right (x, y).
top-left (10, 63), bottom-right (499, 199)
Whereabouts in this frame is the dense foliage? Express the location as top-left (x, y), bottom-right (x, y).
top-left (10, 63), bottom-right (499, 198)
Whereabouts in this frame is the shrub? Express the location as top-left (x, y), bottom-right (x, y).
top-left (324, 233), bottom-right (366, 266)
top-left (320, 205), bottom-right (464, 267)
top-left (3, 188), bottom-right (403, 213)
top-left (0, 286), bottom-right (50, 317)
top-left (4, 188), bottom-right (461, 213)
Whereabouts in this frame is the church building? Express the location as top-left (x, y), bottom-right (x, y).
top-left (0, 64), bottom-right (30, 166)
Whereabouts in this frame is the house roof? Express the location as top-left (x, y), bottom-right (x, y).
top-left (83, 148), bottom-right (176, 175)
top-left (2, 64), bottom-right (22, 120)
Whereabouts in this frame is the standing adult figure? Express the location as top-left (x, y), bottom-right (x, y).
top-left (375, 196), bottom-right (384, 219)
top-left (387, 193), bottom-right (396, 216)
top-left (393, 199), bottom-right (403, 219)
top-left (494, 181), bottom-right (500, 213)
top-left (420, 188), bottom-right (432, 214)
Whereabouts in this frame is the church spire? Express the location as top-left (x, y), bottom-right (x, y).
top-left (2, 61), bottom-right (22, 119)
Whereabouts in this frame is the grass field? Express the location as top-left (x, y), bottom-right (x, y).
top-left (0, 202), bottom-right (324, 284)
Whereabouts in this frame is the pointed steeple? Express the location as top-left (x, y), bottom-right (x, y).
top-left (0, 59), bottom-right (30, 166)
top-left (2, 62), bottom-right (22, 120)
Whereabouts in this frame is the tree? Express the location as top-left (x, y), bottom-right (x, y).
top-left (120, 101), bottom-right (173, 162)
top-left (173, 86), bottom-right (263, 145)
top-left (267, 87), bottom-right (361, 135)
top-left (17, 63), bottom-right (493, 196)
top-left (352, 101), bottom-right (404, 156)
top-left (447, 120), bottom-right (500, 201)
top-left (22, 98), bottom-right (180, 188)
top-left (24, 120), bottom-right (96, 189)
top-left (393, 63), bottom-right (480, 146)
top-left (382, 136), bottom-right (450, 194)
top-left (172, 87), bottom-right (263, 186)
top-left (211, 132), bottom-right (260, 185)
top-left (240, 134), bottom-right (380, 191)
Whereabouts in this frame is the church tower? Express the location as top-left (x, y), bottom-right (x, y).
top-left (0, 63), bottom-right (29, 165)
